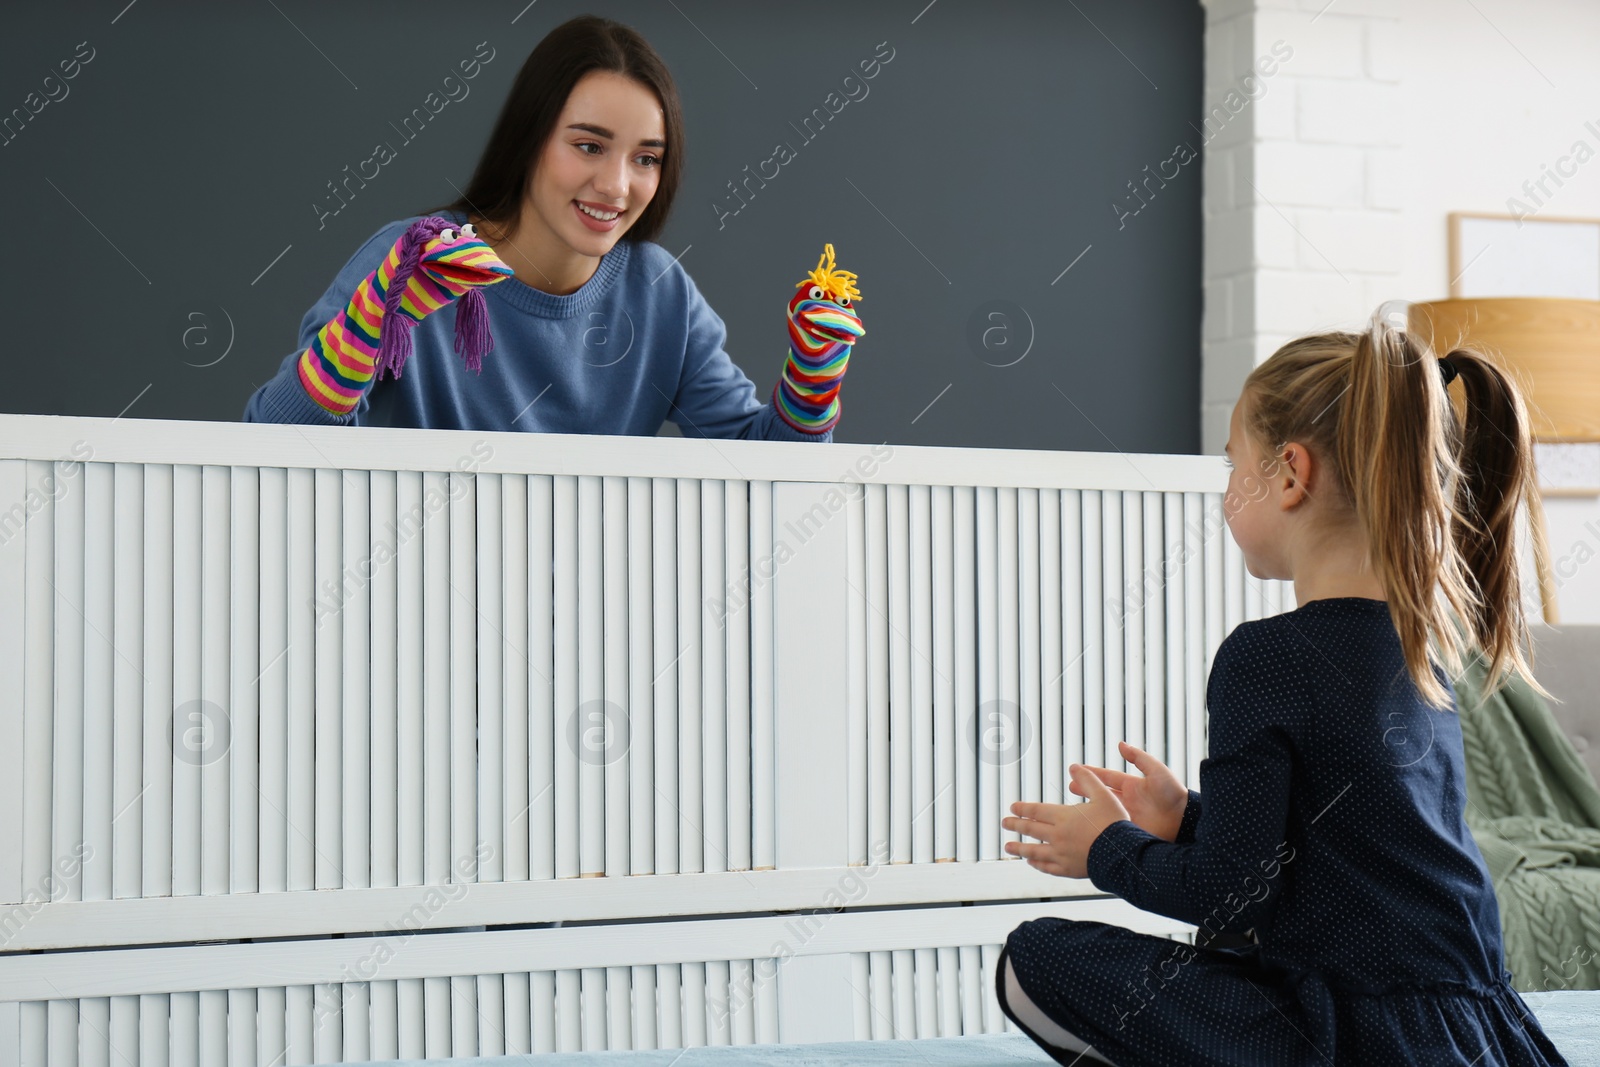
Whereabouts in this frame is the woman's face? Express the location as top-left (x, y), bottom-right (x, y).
top-left (528, 70), bottom-right (665, 255)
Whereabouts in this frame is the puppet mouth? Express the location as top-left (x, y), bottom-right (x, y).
top-left (799, 303), bottom-right (864, 344)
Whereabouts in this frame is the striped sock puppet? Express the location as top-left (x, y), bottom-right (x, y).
top-left (298, 217), bottom-right (514, 416)
top-left (772, 243), bottom-right (864, 434)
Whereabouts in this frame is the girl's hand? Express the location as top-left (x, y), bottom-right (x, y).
top-left (1068, 741), bottom-right (1190, 843)
top-left (1002, 765), bottom-right (1131, 878)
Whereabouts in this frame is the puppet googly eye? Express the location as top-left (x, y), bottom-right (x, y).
top-left (808, 285), bottom-right (825, 300)
top-left (462, 223), bottom-right (477, 238)
top-left (439, 228), bottom-right (457, 243)
top-left (839, 296), bottom-right (851, 307)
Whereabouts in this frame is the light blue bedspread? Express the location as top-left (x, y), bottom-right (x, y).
top-left (350, 989), bottom-right (1598, 1065)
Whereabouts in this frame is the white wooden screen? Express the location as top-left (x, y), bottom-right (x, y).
top-left (0, 414), bottom-right (1292, 1064)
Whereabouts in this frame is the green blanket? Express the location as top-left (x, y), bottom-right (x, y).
top-left (1455, 655), bottom-right (1600, 992)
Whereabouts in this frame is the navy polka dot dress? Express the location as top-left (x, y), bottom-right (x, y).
top-left (1000, 597), bottom-right (1572, 1066)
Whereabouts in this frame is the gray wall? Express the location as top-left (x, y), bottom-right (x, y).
top-left (3, 0), bottom-right (1203, 454)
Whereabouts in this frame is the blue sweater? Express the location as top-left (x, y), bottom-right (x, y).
top-left (243, 210), bottom-right (832, 443)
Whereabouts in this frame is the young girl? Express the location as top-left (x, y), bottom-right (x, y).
top-left (996, 309), bottom-right (1572, 1065)
top-left (243, 15), bottom-right (856, 440)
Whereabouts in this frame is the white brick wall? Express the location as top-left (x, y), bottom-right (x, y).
top-left (1199, 0), bottom-right (1403, 453)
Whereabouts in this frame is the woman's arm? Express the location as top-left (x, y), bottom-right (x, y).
top-left (664, 261), bottom-right (842, 443)
top-left (244, 218), bottom-right (509, 424)
top-left (244, 222), bottom-right (406, 424)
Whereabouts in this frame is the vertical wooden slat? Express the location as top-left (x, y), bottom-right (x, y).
top-left (257, 468), bottom-right (287, 895)
top-left (397, 977), bottom-right (424, 1057)
top-left (286, 467), bottom-right (316, 894)
top-left (199, 466), bottom-right (230, 897)
top-left (82, 462), bottom-right (114, 903)
top-left (650, 478), bottom-right (678, 876)
top-left (529, 476), bottom-right (555, 882)
top-left (846, 482), bottom-right (869, 867)
top-left (998, 487), bottom-right (1022, 855)
top-left (502, 475), bottom-right (530, 884)
top-left (396, 471), bottom-right (425, 887)
top-left (627, 478), bottom-right (654, 876)
top-left (343, 469), bottom-right (371, 890)
top-left (975, 486), bottom-right (998, 863)
top-left (725, 481), bottom-right (751, 872)
top-left (198, 987), bottom-right (226, 1066)
top-left (478, 473), bottom-right (505, 884)
top-left (1039, 489), bottom-right (1062, 806)
top-left (230, 467), bottom-right (259, 896)
top-left (1184, 493), bottom-right (1207, 790)
top-left (868, 950), bottom-right (890, 1040)
top-left (864, 483), bottom-right (889, 867)
top-left (936, 945), bottom-right (960, 1037)
top-left (931, 485), bottom-right (956, 859)
top-left (958, 944), bottom-right (981, 1036)
top-left (603, 476), bottom-right (631, 878)
top-left (653, 964), bottom-right (679, 1051)
top-left (53, 453), bottom-right (87, 905)
top-left (749, 480), bottom-right (775, 871)
top-left (980, 944), bottom-right (1003, 1033)
top-left (952, 486), bottom-right (976, 865)
top-left (630, 964), bottom-right (657, 1050)
top-left (1099, 490), bottom-right (1123, 773)
top-left (1120, 489), bottom-right (1143, 756)
top-left (598, 967), bottom-right (626, 1051)
top-left (110, 994), bottom-right (139, 1067)
top-left (345, 981), bottom-right (371, 1062)
top-left (681, 961), bottom-right (707, 1048)
top-left (891, 948), bottom-right (914, 1038)
top-left (578, 475), bottom-right (605, 878)
top-left (553, 475), bottom-right (580, 881)
top-left (423, 470), bottom-right (452, 887)
top-left (1061, 490), bottom-right (1085, 803)
top-left (371, 978), bottom-right (399, 1061)
top-left (601, 479), bottom-right (630, 883)
top-left (887, 484), bottom-right (911, 864)
top-left (850, 953), bottom-right (871, 1040)
top-left (706, 959), bottom-right (731, 1046)
top-left (450, 974), bottom-right (477, 1057)
top-left (313, 467), bottom-right (342, 890)
top-left (171, 464), bottom-right (204, 898)
top-left (1018, 487), bottom-right (1041, 816)
top-left (675, 479), bottom-right (703, 875)
top-left (504, 971), bottom-right (532, 1054)
top-left (370, 470), bottom-right (399, 889)
top-left (450, 471), bottom-right (478, 884)
top-left (700, 482), bottom-right (728, 875)
top-left (908, 484), bottom-right (934, 865)
top-left (226, 987), bottom-right (256, 1067)
top-left (424, 975), bottom-right (449, 1056)
top-left (1164, 492), bottom-right (1187, 785)
top-left (1143, 491), bottom-right (1165, 766)
top-left (111, 464), bottom-right (144, 899)
top-left (1080, 491), bottom-right (1104, 789)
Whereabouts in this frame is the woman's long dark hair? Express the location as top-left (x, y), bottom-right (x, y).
top-left (426, 14), bottom-right (683, 246)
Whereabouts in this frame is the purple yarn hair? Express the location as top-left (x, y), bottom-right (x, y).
top-left (373, 216), bottom-right (497, 380)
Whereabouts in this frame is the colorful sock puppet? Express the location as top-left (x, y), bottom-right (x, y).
top-left (772, 243), bottom-right (864, 434)
top-left (297, 216), bottom-right (514, 417)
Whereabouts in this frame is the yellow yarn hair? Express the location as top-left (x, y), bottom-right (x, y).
top-left (796, 243), bottom-right (862, 304)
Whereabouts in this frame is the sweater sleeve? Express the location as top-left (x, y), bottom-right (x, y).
top-left (1084, 625), bottom-right (1298, 936)
top-left (242, 221), bottom-right (409, 425)
top-left (665, 265), bottom-right (834, 443)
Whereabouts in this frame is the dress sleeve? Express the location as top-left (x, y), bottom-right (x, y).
top-left (1175, 789), bottom-right (1203, 846)
top-left (242, 221), bottom-right (408, 425)
top-left (1084, 624), bottom-right (1299, 936)
top-left (665, 265), bottom-right (834, 443)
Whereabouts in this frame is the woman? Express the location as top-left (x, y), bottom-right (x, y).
top-left (243, 15), bottom-right (857, 440)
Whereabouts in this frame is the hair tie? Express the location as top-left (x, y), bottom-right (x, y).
top-left (1437, 355), bottom-right (1460, 387)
